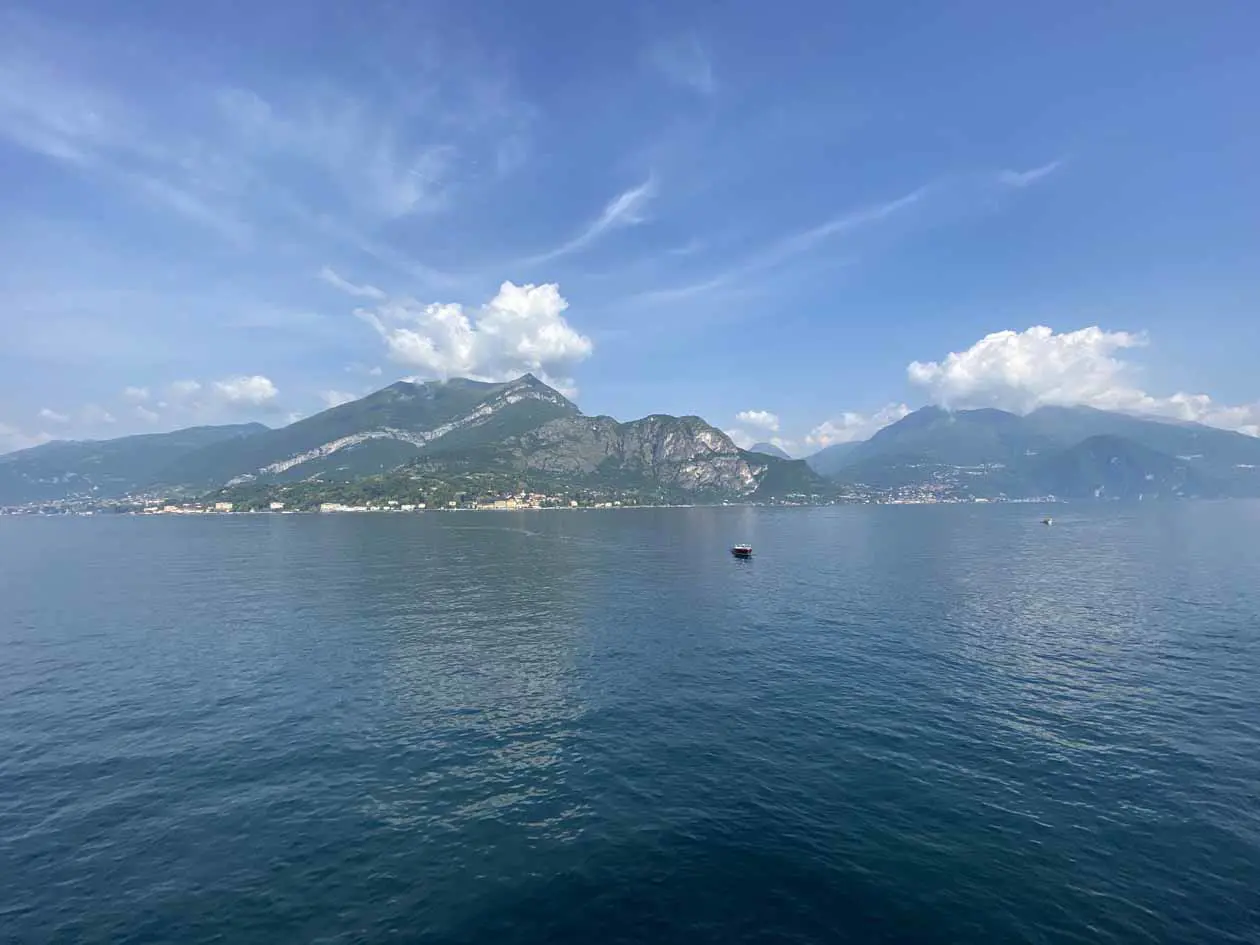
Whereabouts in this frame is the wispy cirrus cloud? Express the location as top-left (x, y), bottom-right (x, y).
top-left (523, 177), bottom-right (656, 264)
top-left (998, 159), bottom-right (1063, 188)
top-left (0, 10), bottom-right (533, 255)
top-left (752, 187), bottom-right (929, 270)
top-left (646, 36), bottom-right (716, 96)
top-left (631, 185), bottom-right (927, 303)
top-left (318, 266), bottom-right (387, 300)
top-left (213, 87), bottom-right (459, 220)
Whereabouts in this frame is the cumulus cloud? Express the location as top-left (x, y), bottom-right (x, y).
top-left (359, 280), bottom-right (593, 391)
top-left (908, 326), bottom-right (1146, 413)
top-left (212, 375), bottom-right (279, 406)
top-left (122, 386), bottom-right (150, 402)
top-left (137, 376), bottom-right (282, 423)
top-left (807, 404), bottom-right (911, 449)
top-left (320, 389), bottom-right (358, 408)
top-left (170, 380), bottom-right (202, 399)
top-left (735, 409), bottom-right (780, 432)
top-left (909, 326), bottom-right (1260, 436)
top-left (81, 404), bottom-right (116, 425)
top-left (38, 408), bottom-right (70, 423)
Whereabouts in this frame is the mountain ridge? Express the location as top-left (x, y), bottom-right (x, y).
top-left (749, 441), bottom-right (791, 460)
top-left (807, 404), bottom-right (1260, 498)
top-left (0, 375), bottom-right (822, 505)
top-left (0, 423), bottom-right (268, 505)
top-left (7, 385), bottom-right (1260, 507)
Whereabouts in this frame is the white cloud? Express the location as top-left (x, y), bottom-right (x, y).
top-left (122, 386), bottom-right (150, 402)
top-left (215, 87), bottom-right (457, 219)
top-left (368, 365), bottom-right (383, 377)
top-left (807, 404), bottom-right (911, 449)
top-left (135, 405), bottom-right (160, 423)
top-left (908, 325), bottom-right (1260, 436)
top-left (38, 408), bottom-right (69, 423)
top-left (0, 14), bottom-right (532, 263)
top-left (320, 389), bottom-right (358, 409)
top-left (735, 409), bottom-right (780, 432)
top-left (647, 36), bottom-right (716, 96)
top-left (909, 326), bottom-right (1147, 413)
top-left (526, 178), bottom-right (656, 263)
top-left (726, 431), bottom-right (797, 456)
top-left (170, 380), bottom-right (202, 399)
top-left (757, 187), bottom-right (927, 270)
top-left (768, 437), bottom-right (797, 456)
top-left (998, 160), bottom-right (1063, 188)
top-left (81, 404), bottom-right (116, 425)
top-left (636, 186), bottom-right (926, 304)
top-left (212, 375), bottom-right (279, 406)
top-left (318, 266), bottom-right (386, 300)
top-left (359, 280), bottom-right (593, 389)
top-left (0, 421), bottom-right (53, 455)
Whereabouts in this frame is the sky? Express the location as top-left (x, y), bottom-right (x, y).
top-left (2, 1), bottom-right (1258, 456)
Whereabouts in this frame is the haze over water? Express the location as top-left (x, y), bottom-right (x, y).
top-left (2, 504), bottom-right (1259, 944)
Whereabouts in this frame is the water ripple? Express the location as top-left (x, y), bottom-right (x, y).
top-left (1, 505), bottom-right (1259, 943)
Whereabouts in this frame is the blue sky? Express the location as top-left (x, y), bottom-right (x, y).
top-left (2, 1), bottom-right (1258, 455)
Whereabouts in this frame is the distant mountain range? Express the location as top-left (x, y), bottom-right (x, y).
top-left (4, 378), bottom-right (1259, 507)
top-left (0, 375), bottom-right (823, 506)
top-left (0, 424), bottom-right (267, 505)
top-left (805, 404), bottom-right (1260, 499)
top-left (748, 442), bottom-right (792, 460)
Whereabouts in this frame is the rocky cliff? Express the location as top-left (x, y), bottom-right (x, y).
top-left (505, 414), bottom-right (764, 494)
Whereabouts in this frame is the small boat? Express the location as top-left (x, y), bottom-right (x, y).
top-left (1041, 517), bottom-right (1053, 526)
top-left (731, 544), bottom-right (753, 558)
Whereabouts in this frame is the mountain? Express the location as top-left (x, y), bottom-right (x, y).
top-left (804, 441), bottom-right (862, 476)
top-left (844, 405), bottom-right (1055, 468)
top-left (749, 441), bottom-right (791, 460)
top-left (1022, 405), bottom-right (1260, 481)
top-left (2, 374), bottom-right (823, 506)
top-left (1028, 435), bottom-right (1214, 499)
top-left (813, 404), bottom-right (1260, 498)
top-left (15, 382), bottom-right (1256, 507)
top-left (155, 374), bottom-right (579, 488)
top-left (401, 413), bottom-right (826, 499)
top-left (0, 424), bottom-right (267, 505)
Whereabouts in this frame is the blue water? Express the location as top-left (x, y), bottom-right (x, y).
top-left (2, 505), bottom-right (1259, 944)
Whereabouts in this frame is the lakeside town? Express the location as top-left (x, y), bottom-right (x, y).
top-left (0, 482), bottom-right (1057, 517)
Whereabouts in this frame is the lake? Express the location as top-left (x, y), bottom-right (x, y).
top-left (2, 504), bottom-right (1258, 943)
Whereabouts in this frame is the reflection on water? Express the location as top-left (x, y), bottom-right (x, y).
top-left (1, 504), bottom-right (1259, 944)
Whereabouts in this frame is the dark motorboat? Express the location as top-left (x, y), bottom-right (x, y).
top-left (731, 544), bottom-right (753, 558)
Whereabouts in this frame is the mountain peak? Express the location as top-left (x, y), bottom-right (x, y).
top-left (749, 441), bottom-right (791, 460)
